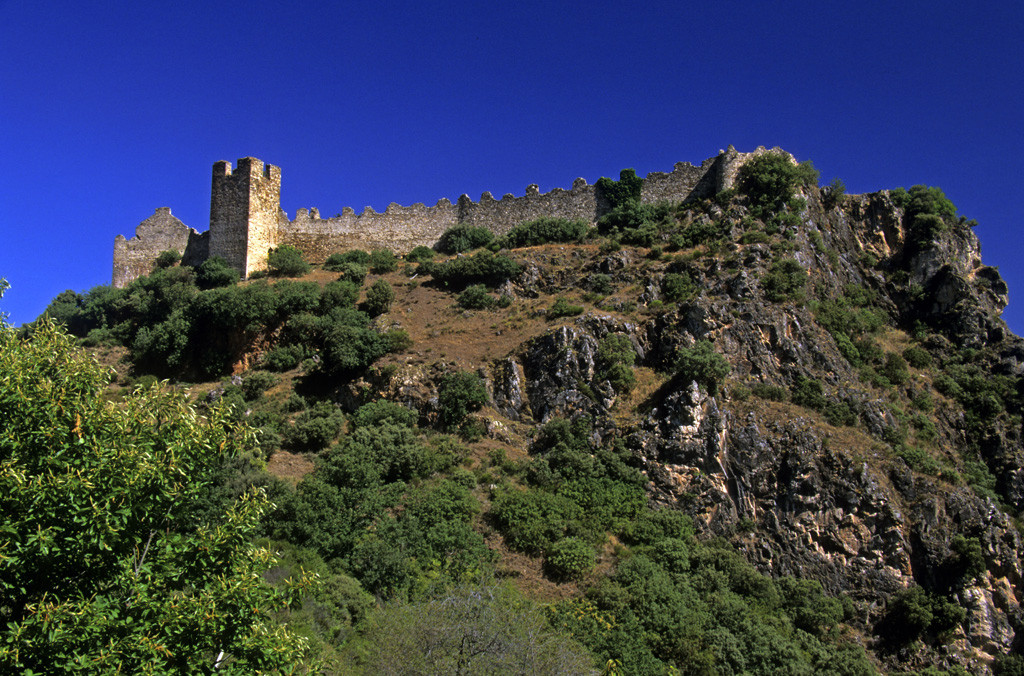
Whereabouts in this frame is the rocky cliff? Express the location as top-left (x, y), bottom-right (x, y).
top-left (365, 158), bottom-right (1023, 672)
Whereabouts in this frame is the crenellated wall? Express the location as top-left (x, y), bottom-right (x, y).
top-left (113, 146), bottom-right (774, 286)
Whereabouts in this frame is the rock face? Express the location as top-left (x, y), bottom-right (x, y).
top-left (461, 178), bottom-right (1024, 671)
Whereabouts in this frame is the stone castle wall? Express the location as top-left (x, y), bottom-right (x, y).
top-left (113, 208), bottom-right (208, 287)
top-left (113, 146), bottom-right (770, 286)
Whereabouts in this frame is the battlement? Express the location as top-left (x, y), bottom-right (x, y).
top-left (113, 147), bottom-right (770, 286)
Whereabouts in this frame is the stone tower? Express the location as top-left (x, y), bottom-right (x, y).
top-left (208, 157), bottom-right (282, 278)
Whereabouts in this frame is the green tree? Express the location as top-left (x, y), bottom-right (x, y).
top-left (437, 224), bottom-right (495, 254)
top-left (268, 244), bottom-right (311, 277)
top-left (674, 340), bottom-right (731, 395)
top-left (363, 278), bottom-right (396, 316)
top-left (195, 255), bottom-right (239, 289)
top-left (437, 370), bottom-right (488, 431)
top-left (0, 321), bottom-right (312, 673)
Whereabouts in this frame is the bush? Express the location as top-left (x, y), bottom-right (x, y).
top-left (437, 371), bottom-right (488, 431)
top-left (903, 346), bottom-right (933, 369)
top-left (324, 250), bottom-right (370, 270)
top-left (437, 224), bottom-right (495, 254)
top-left (155, 249), bottom-right (181, 269)
top-left (545, 537), bottom-right (595, 581)
top-left (268, 245), bottom-right (311, 277)
top-left (823, 177), bottom-right (846, 208)
top-left (405, 246), bottom-right (435, 263)
top-left (674, 340), bottom-right (730, 395)
top-left (241, 370), bottom-right (278, 401)
top-left (457, 284), bottom-right (497, 310)
top-left (334, 262), bottom-right (368, 286)
top-left (547, 297), bottom-right (584, 320)
top-left (368, 249), bottom-right (398, 274)
top-left (662, 272), bottom-right (697, 303)
top-left (285, 402), bottom-right (345, 453)
top-left (263, 344), bottom-right (304, 371)
top-left (790, 375), bottom-right (826, 411)
top-left (384, 328), bottom-right (413, 353)
top-left (320, 280), bottom-right (360, 312)
top-left (761, 258), bottom-right (806, 302)
top-left (502, 217), bottom-right (590, 248)
top-left (586, 273), bottom-right (615, 296)
top-left (363, 279), bottom-right (395, 316)
top-left (195, 256), bottom-right (239, 290)
top-left (596, 168), bottom-right (643, 210)
top-left (751, 383), bottom-right (788, 402)
top-left (424, 250), bottom-right (521, 288)
top-left (882, 352), bottom-right (910, 386)
top-left (351, 400), bottom-right (418, 429)
top-left (737, 152), bottom-right (819, 215)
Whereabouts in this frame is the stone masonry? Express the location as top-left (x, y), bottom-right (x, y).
top-left (112, 146), bottom-right (776, 287)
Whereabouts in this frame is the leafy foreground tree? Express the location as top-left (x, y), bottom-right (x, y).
top-left (0, 319), bottom-right (314, 674)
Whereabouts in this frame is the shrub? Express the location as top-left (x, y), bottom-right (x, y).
top-left (597, 202), bottom-right (674, 246)
top-left (903, 346), bottom-right (932, 369)
top-left (674, 340), bottom-right (730, 395)
top-left (384, 328), bottom-right (413, 352)
top-left (761, 258), bottom-right (806, 302)
top-left (241, 370), bottom-right (278, 401)
top-left (586, 273), bottom-right (615, 296)
top-left (823, 177), bottom-right (846, 208)
top-left (546, 297), bottom-right (584, 320)
top-left (352, 400), bottom-right (418, 429)
top-left (363, 279), bottom-right (395, 316)
top-left (405, 245), bottom-right (435, 263)
top-left (457, 284), bottom-right (497, 310)
top-left (195, 256), bottom-right (239, 290)
top-left (320, 280), bottom-right (360, 312)
top-left (596, 168), bottom-right (643, 210)
top-left (285, 402), bottom-right (345, 453)
top-left (437, 224), bottom-right (495, 254)
top-left (597, 334), bottom-right (637, 369)
top-left (502, 217), bottom-right (590, 248)
top-left (491, 490), bottom-right (582, 553)
top-left (882, 352), bottom-right (910, 386)
top-left (268, 245), bottom-right (311, 277)
top-left (155, 250), bottom-right (181, 269)
top-left (437, 371), bottom-right (488, 431)
top-left (790, 375), bottom-right (826, 411)
top-left (334, 262), bottom-right (368, 286)
top-left (737, 152), bottom-right (819, 215)
top-left (324, 250), bottom-right (370, 270)
top-left (424, 250), bottom-right (521, 288)
top-left (662, 272), bottom-right (697, 303)
top-left (751, 383), bottom-right (788, 401)
top-left (545, 537), bottom-right (595, 581)
top-left (603, 362), bottom-right (637, 394)
top-left (823, 400), bottom-right (857, 427)
top-left (368, 249), bottom-right (398, 274)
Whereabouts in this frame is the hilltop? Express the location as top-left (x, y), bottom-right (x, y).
top-left (25, 150), bottom-right (1024, 674)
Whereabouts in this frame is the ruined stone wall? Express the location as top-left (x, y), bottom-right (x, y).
top-left (114, 149), bottom-right (763, 286)
top-left (457, 178), bottom-right (599, 236)
top-left (113, 208), bottom-right (206, 287)
top-left (279, 200), bottom-right (458, 261)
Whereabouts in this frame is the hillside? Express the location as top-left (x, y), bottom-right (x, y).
top-left (23, 151), bottom-right (1024, 674)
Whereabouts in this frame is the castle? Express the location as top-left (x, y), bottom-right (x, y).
top-left (112, 146), bottom-right (767, 287)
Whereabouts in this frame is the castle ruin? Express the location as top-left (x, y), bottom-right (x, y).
top-left (112, 146), bottom-right (766, 287)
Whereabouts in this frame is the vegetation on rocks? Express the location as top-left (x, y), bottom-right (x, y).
top-left (19, 149), bottom-right (1024, 674)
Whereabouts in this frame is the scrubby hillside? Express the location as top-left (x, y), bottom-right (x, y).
top-left (31, 151), bottom-right (1024, 674)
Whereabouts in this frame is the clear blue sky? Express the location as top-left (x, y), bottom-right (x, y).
top-left (2, 1), bottom-right (1022, 336)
